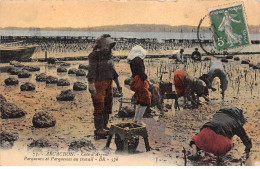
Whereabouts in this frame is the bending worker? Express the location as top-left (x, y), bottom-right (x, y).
top-left (173, 70), bottom-right (207, 109)
top-left (189, 107), bottom-right (252, 159)
top-left (207, 60), bottom-right (228, 100)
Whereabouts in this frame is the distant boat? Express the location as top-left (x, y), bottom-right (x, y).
top-left (0, 41), bottom-right (37, 62)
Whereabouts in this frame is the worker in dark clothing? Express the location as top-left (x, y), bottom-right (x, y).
top-left (176, 49), bottom-right (185, 63)
top-left (199, 74), bottom-right (216, 100)
top-left (189, 107), bottom-right (252, 158)
top-left (108, 57), bottom-right (122, 94)
top-left (87, 34), bottom-right (116, 139)
top-left (191, 48), bottom-right (202, 61)
top-left (127, 45), bottom-right (151, 126)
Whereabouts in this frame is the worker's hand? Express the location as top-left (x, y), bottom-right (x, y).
top-left (242, 142), bottom-right (252, 165)
top-left (174, 100), bottom-right (180, 110)
top-left (107, 59), bottom-right (114, 66)
top-left (88, 82), bottom-right (96, 96)
top-left (117, 86), bottom-right (122, 93)
top-left (159, 109), bottom-right (164, 117)
top-left (195, 96), bottom-right (202, 105)
top-left (221, 90), bottom-right (225, 96)
top-left (203, 95), bottom-right (210, 102)
top-left (117, 86), bottom-right (123, 97)
top-left (245, 142), bottom-right (252, 154)
top-left (245, 156), bottom-right (253, 166)
top-left (197, 101), bottom-right (202, 105)
top-left (183, 97), bottom-right (189, 109)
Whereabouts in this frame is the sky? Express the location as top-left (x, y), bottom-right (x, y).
top-left (0, 0), bottom-right (259, 28)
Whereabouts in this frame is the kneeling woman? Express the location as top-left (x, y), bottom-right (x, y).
top-left (127, 45), bottom-right (151, 126)
top-left (190, 107), bottom-right (252, 158)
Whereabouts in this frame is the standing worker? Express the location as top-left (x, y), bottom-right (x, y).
top-left (127, 45), bottom-right (151, 126)
top-left (87, 34), bottom-right (116, 139)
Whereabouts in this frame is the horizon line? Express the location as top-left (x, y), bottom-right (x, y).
top-left (0, 24), bottom-right (259, 30)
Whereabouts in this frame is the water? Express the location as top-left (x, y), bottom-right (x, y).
top-left (1, 29), bottom-right (260, 41)
top-left (0, 29), bottom-right (214, 41)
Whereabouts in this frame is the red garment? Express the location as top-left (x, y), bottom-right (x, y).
top-left (130, 75), bottom-right (151, 106)
top-left (192, 128), bottom-right (233, 156)
top-left (174, 71), bottom-right (186, 97)
top-left (92, 80), bottom-right (113, 116)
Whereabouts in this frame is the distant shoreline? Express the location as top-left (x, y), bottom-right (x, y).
top-left (0, 24), bottom-right (259, 33)
top-left (0, 24), bottom-right (211, 32)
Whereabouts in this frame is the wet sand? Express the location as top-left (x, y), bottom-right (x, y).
top-left (0, 51), bottom-right (260, 166)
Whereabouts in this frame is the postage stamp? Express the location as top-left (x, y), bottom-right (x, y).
top-left (209, 3), bottom-right (250, 51)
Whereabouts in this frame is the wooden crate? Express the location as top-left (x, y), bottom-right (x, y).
top-left (159, 81), bottom-right (172, 95)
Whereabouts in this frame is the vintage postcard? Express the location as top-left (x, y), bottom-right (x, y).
top-left (0, 0), bottom-right (260, 166)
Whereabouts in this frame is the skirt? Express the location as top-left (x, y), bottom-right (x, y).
top-left (191, 128), bottom-right (233, 156)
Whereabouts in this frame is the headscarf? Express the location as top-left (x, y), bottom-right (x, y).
top-left (93, 34), bottom-right (116, 52)
top-left (199, 74), bottom-right (210, 87)
top-left (127, 45), bottom-right (147, 61)
top-left (216, 107), bottom-right (246, 126)
top-left (193, 78), bottom-right (206, 96)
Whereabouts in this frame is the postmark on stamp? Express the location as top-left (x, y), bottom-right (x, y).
top-left (209, 4), bottom-right (250, 51)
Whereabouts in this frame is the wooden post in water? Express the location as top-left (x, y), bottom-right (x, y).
top-left (45, 50), bottom-right (48, 61)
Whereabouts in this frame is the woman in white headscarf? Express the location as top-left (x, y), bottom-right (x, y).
top-left (127, 45), bottom-right (151, 126)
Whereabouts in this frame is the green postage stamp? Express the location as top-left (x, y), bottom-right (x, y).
top-left (209, 4), bottom-right (250, 51)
